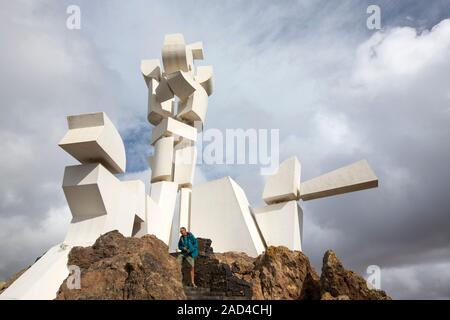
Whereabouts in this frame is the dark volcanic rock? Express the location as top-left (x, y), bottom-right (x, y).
top-left (320, 250), bottom-right (391, 300)
top-left (56, 231), bottom-right (185, 300)
top-left (181, 240), bottom-right (320, 300)
top-left (180, 238), bottom-right (253, 298)
top-left (27, 232), bottom-right (390, 300)
top-left (248, 246), bottom-right (321, 300)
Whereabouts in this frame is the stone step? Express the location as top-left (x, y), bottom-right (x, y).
top-left (184, 286), bottom-right (251, 300)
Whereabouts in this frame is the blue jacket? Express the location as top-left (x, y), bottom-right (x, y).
top-left (178, 232), bottom-right (198, 258)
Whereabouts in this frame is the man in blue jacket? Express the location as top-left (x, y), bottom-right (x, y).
top-left (177, 227), bottom-right (198, 287)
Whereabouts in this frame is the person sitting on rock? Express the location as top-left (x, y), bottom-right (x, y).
top-left (177, 227), bottom-right (198, 287)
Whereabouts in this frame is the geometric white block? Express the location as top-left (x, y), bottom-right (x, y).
top-left (147, 79), bottom-right (174, 125)
top-left (194, 65), bottom-right (214, 96)
top-left (58, 112), bottom-right (126, 174)
top-left (188, 41), bottom-right (204, 60)
top-left (155, 77), bottom-right (175, 103)
top-left (262, 156), bottom-right (301, 205)
top-left (173, 139), bottom-right (197, 188)
top-left (190, 177), bottom-right (266, 257)
top-left (300, 159), bottom-right (378, 201)
top-left (167, 187), bottom-right (192, 253)
top-left (176, 84), bottom-right (209, 127)
top-left (148, 181), bottom-right (178, 245)
top-left (253, 200), bottom-right (303, 251)
top-left (141, 59), bottom-right (161, 85)
top-left (122, 180), bottom-right (146, 222)
top-left (149, 136), bottom-right (174, 183)
top-left (0, 243), bottom-right (71, 300)
top-left (166, 70), bottom-right (197, 101)
top-left (62, 163), bottom-right (145, 246)
top-left (151, 116), bottom-right (197, 145)
top-left (179, 188), bottom-right (192, 231)
top-left (162, 33), bottom-right (194, 75)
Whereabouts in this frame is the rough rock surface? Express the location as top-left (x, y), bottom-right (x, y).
top-left (179, 238), bottom-right (253, 298)
top-left (56, 231), bottom-right (185, 300)
top-left (193, 242), bottom-right (320, 300)
top-left (319, 250), bottom-right (391, 300)
top-left (4, 231), bottom-right (391, 300)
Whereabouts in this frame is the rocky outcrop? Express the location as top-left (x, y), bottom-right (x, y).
top-left (1, 231), bottom-right (389, 300)
top-left (249, 246), bottom-right (321, 300)
top-left (56, 231), bottom-right (185, 300)
top-left (182, 240), bottom-right (390, 300)
top-left (179, 238), bottom-right (254, 298)
top-left (319, 250), bottom-right (391, 300)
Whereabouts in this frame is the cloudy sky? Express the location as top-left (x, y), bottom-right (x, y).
top-left (1, 0), bottom-right (450, 299)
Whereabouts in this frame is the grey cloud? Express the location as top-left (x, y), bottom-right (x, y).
top-left (1, 0), bottom-right (449, 300)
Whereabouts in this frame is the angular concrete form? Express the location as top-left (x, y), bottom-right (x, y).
top-left (263, 156), bottom-right (301, 205)
top-left (147, 79), bottom-right (174, 125)
top-left (300, 160), bottom-right (378, 201)
top-left (58, 112), bottom-right (126, 174)
top-left (162, 33), bottom-right (194, 75)
top-left (195, 65), bottom-right (214, 96)
top-left (173, 139), bottom-right (197, 188)
top-left (178, 188), bottom-right (192, 231)
top-left (176, 84), bottom-right (209, 126)
top-left (166, 70), bottom-right (197, 101)
top-left (62, 163), bottom-right (145, 246)
top-left (141, 59), bottom-right (161, 85)
top-left (253, 201), bottom-right (303, 251)
top-left (155, 77), bottom-right (175, 103)
top-left (151, 116), bottom-right (197, 145)
top-left (147, 181), bottom-right (178, 245)
top-left (190, 177), bottom-right (265, 256)
top-left (188, 41), bottom-right (204, 60)
top-left (149, 136), bottom-right (174, 183)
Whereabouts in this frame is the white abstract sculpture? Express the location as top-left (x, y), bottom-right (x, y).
top-left (1, 112), bottom-right (146, 300)
top-left (255, 157), bottom-right (378, 251)
top-left (0, 34), bottom-right (379, 300)
top-left (190, 177), bottom-right (266, 256)
top-left (141, 33), bottom-right (218, 253)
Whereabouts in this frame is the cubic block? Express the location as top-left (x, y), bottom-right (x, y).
top-left (188, 41), bottom-right (204, 60)
top-left (147, 79), bottom-right (174, 125)
top-left (149, 136), bottom-right (174, 183)
top-left (190, 177), bottom-right (266, 256)
top-left (173, 139), bottom-right (197, 188)
top-left (59, 112), bottom-right (126, 174)
top-left (253, 201), bottom-right (303, 251)
top-left (195, 65), bottom-right (214, 96)
top-left (262, 156), bottom-right (301, 205)
top-left (155, 77), bottom-right (175, 103)
top-left (151, 116), bottom-right (197, 145)
top-left (62, 163), bottom-right (145, 246)
top-left (300, 160), bottom-right (378, 201)
top-left (178, 188), bottom-right (192, 231)
top-left (162, 33), bottom-right (194, 74)
top-left (141, 59), bottom-right (161, 85)
top-left (148, 181), bottom-right (178, 245)
top-left (176, 85), bottom-right (209, 126)
top-left (166, 70), bottom-right (197, 101)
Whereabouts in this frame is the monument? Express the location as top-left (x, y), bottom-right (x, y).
top-left (0, 34), bottom-right (378, 300)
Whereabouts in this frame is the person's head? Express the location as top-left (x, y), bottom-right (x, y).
top-left (180, 227), bottom-right (188, 236)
